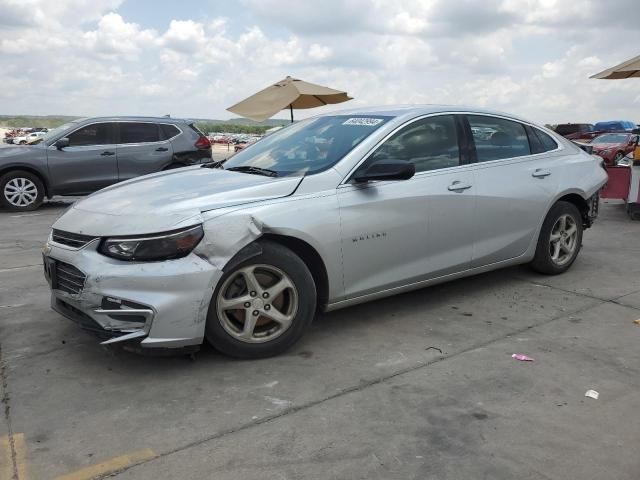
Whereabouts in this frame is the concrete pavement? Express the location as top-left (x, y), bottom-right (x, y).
top-left (0, 200), bottom-right (639, 479)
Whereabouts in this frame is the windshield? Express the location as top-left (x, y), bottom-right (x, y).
top-left (34, 120), bottom-right (82, 145)
top-left (222, 115), bottom-right (392, 177)
top-left (592, 134), bottom-right (629, 144)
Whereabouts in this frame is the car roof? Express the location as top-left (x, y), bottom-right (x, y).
top-left (311, 104), bottom-right (541, 126)
top-left (74, 116), bottom-right (191, 124)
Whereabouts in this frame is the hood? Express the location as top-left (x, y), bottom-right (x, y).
top-left (0, 145), bottom-right (42, 159)
top-left (53, 166), bottom-right (302, 236)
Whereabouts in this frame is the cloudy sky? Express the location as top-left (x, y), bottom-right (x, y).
top-left (1, 0), bottom-right (639, 124)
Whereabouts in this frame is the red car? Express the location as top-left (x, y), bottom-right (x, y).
top-left (590, 133), bottom-right (639, 164)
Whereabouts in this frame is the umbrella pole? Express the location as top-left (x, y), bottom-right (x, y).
top-left (290, 104), bottom-right (294, 123)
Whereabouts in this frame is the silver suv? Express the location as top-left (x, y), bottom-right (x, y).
top-left (0, 116), bottom-right (212, 211)
top-left (44, 106), bottom-right (606, 358)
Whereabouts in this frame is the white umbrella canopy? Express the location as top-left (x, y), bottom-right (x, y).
top-left (590, 54), bottom-right (640, 79)
top-left (227, 76), bottom-right (353, 122)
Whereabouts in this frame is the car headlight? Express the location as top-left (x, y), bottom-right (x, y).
top-left (98, 225), bottom-right (204, 261)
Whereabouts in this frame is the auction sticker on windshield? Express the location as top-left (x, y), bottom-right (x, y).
top-left (343, 118), bottom-right (384, 126)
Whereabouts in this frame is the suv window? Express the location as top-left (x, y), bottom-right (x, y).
top-left (369, 115), bottom-right (460, 172)
top-left (161, 124), bottom-right (180, 139)
top-left (120, 122), bottom-right (161, 143)
top-left (67, 123), bottom-right (114, 146)
top-left (468, 115), bottom-right (531, 161)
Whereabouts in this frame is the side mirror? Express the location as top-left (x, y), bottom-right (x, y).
top-left (54, 138), bottom-right (69, 150)
top-left (353, 159), bottom-right (415, 183)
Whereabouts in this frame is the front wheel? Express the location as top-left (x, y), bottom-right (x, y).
top-left (206, 241), bottom-right (317, 358)
top-left (0, 170), bottom-right (45, 211)
top-left (530, 201), bottom-right (583, 275)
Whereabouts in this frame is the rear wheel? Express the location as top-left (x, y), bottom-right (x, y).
top-left (0, 170), bottom-right (45, 211)
top-left (530, 201), bottom-right (583, 275)
top-left (206, 241), bottom-right (316, 358)
top-left (614, 151), bottom-right (624, 162)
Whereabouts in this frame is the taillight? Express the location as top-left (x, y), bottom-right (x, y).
top-left (195, 135), bottom-right (211, 149)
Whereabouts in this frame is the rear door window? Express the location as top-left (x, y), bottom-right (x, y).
top-left (120, 123), bottom-right (161, 144)
top-left (533, 128), bottom-right (558, 152)
top-left (525, 125), bottom-right (558, 154)
top-left (67, 123), bottom-right (114, 146)
top-left (468, 115), bottom-right (531, 162)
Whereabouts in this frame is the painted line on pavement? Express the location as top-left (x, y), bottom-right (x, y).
top-left (55, 449), bottom-right (157, 480)
top-left (0, 434), bottom-right (29, 480)
top-left (0, 265), bottom-right (41, 274)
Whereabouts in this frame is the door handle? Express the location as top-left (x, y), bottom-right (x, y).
top-left (532, 169), bottom-right (551, 178)
top-left (155, 147), bottom-right (169, 152)
top-left (100, 151), bottom-right (115, 156)
top-left (448, 181), bottom-right (472, 192)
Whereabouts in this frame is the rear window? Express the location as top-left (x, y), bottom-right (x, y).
top-left (555, 124), bottom-right (580, 136)
top-left (188, 123), bottom-right (205, 136)
top-left (120, 123), bottom-right (160, 143)
top-left (161, 124), bottom-right (181, 139)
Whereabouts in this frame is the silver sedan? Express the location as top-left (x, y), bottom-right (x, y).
top-left (44, 106), bottom-right (607, 358)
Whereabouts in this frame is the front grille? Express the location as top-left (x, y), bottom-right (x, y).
top-left (51, 229), bottom-right (97, 249)
top-left (55, 261), bottom-right (86, 295)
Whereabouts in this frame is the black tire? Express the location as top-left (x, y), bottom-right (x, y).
top-left (0, 170), bottom-right (45, 211)
top-left (614, 151), bottom-right (624, 163)
top-left (628, 203), bottom-right (640, 221)
top-left (530, 201), bottom-right (583, 275)
top-left (206, 241), bottom-right (317, 359)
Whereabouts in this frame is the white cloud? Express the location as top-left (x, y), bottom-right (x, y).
top-left (0, 0), bottom-right (639, 124)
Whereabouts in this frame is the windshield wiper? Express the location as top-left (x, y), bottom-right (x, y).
top-left (201, 159), bottom-right (227, 169)
top-left (225, 166), bottom-right (279, 177)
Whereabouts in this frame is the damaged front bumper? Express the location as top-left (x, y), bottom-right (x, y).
top-left (44, 238), bottom-right (222, 349)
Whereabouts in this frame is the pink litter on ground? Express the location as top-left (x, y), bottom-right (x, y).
top-left (512, 353), bottom-right (534, 362)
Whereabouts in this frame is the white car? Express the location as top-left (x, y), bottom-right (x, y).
top-left (13, 131), bottom-right (46, 145)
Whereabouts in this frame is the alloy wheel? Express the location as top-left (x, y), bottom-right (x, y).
top-left (549, 214), bottom-right (578, 266)
top-left (3, 177), bottom-right (38, 208)
top-left (216, 264), bottom-right (298, 344)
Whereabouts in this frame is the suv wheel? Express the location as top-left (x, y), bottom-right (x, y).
top-left (530, 201), bottom-right (583, 275)
top-left (0, 170), bottom-right (45, 211)
top-left (206, 241), bottom-right (316, 358)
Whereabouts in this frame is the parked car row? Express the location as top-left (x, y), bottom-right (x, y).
top-left (0, 116), bottom-right (212, 211)
top-left (3, 127), bottom-right (49, 144)
top-left (554, 120), bottom-right (639, 141)
top-left (208, 133), bottom-right (261, 145)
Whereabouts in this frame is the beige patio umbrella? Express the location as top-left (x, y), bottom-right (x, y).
top-left (227, 76), bottom-right (353, 123)
top-left (590, 54), bottom-right (640, 79)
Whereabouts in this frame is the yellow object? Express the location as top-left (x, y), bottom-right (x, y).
top-left (0, 434), bottom-right (30, 480)
top-left (634, 318), bottom-right (640, 325)
top-left (55, 448), bottom-right (156, 480)
top-left (634, 146), bottom-right (640, 161)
